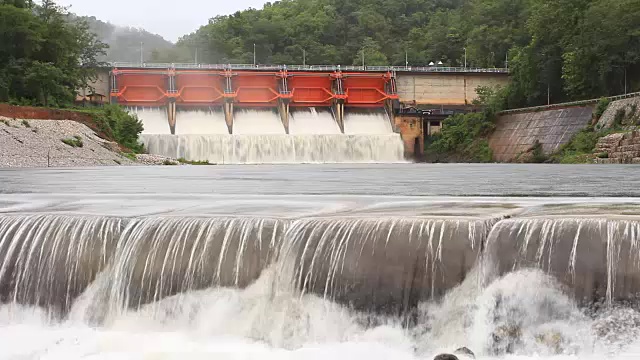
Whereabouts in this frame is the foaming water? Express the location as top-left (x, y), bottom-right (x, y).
top-left (1, 269), bottom-right (639, 359)
top-left (234, 109), bottom-right (286, 135)
top-left (2, 198), bottom-right (640, 359)
top-left (127, 106), bottom-right (171, 135)
top-left (344, 110), bottom-right (394, 134)
top-left (175, 109), bottom-right (228, 134)
top-left (141, 134), bottom-right (406, 164)
top-left (290, 108), bottom-right (341, 134)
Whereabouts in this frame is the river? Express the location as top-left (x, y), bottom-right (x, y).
top-left (1, 164), bottom-right (639, 360)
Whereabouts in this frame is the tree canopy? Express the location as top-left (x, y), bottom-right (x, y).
top-left (0, 0), bottom-right (107, 106)
top-left (168, 0), bottom-right (639, 108)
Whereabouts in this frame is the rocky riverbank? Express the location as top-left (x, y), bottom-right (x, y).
top-left (0, 117), bottom-right (136, 168)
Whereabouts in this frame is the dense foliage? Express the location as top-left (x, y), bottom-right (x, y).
top-left (77, 105), bottom-right (145, 153)
top-left (425, 86), bottom-right (505, 162)
top-left (170, 0), bottom-right (639, 108)
top-left (0, 0), bottom-right (107, 106)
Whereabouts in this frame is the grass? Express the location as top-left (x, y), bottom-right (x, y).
top-left (61, 135), bottom-right (84, 148)
top-left (177, 158), bottom-right (212, 165)
top-left (122, 152), bottom-right (137, 161)
top-left (21, 120), bottom-right (30, 128)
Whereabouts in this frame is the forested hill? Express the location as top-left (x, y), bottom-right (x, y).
top-left (172, 0), bottom-right (639, 108)
top-left (75, 16), bottom-right (174, 63)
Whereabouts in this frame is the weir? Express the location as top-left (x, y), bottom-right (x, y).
top-left (2, 209), bottom-right (640, 320)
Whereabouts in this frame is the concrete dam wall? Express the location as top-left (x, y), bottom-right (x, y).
top-left (489, 106), bottom-right (594, 162)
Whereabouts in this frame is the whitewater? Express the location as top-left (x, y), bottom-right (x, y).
top-left (2, 165), bottom-right (640, 360)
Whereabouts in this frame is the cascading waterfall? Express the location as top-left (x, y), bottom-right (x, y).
top-left (0, 215), bottom-right (123, 315)
top-left (289, 108), bottom-right (341, 134)
top-left (2, 211), bottom-right (640, 357)
top-left (137, 108), bottom-right (406, 164)
top-left (141, 133), bottom-right (406, 164)
top-left (344, 110), bottom-right (395, 134)
top-left (233, 109), bottom-right (286, 135)
top-left (483, 218), bottom-right (640, 305)
top-left (127, 107), bottom-right (171, 135)
top-left (174, 108), bottom-right (229, 135)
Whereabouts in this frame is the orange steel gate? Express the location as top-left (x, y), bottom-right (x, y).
top-left (110, 68), bottom-right (398, 108)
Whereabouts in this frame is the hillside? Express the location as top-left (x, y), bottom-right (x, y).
top-left (175, 0), bottom-right (639, 109)
top-left (77, 16), bottom-right (175, 63)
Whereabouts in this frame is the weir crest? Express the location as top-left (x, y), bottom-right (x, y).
top-left (2, 212), bottom-right (640, 321)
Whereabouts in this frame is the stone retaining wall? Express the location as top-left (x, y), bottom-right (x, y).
top-left (595, 131), bottom-right (640, 164)
top-left (489, 106), bottom-right (594, 162)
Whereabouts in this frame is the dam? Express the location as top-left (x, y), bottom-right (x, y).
top-left (110, 65), bottom-right (406, 163)
top-left (1, 164), bottom-right (640, 359)
top-left (97, 63), bottom-right (509, 163)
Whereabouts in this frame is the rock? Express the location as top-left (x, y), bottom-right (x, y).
top-left (433, 354), bottom-right (458, 360)
top-left (490, 324), bottom-right (523, 355)
top-left (454, 347), bottom-right (475, 358)
top-left (535, 331), bottom-right (564, 354)
top-left (135, 153), bottom-right (180, 166)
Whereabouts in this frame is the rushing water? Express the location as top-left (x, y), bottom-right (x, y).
top-left (174, 109), bottom-right (229, 135)
top-left (1, 165), bottom-right (640, 360)
top-left (133, 108), bottom-right (405, 163)
top-left (289, 108), bottom-right (341, 135)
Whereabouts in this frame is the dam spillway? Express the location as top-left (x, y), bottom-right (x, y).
top-left (2, 165), bottom-right (640, 358)
top-left (136, 108), bottom-right (405, 164)
top-left (115, 66), bottom-right (405, 163)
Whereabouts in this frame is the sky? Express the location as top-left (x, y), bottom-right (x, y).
top-left (56, 0), bottom-right (268, 42)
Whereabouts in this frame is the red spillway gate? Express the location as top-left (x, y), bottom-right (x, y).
top-left (110, 67), bottom-right (398, 108)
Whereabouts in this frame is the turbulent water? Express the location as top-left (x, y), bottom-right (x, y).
top-left (1, 166), bottom-right (640, 359)
top-left (134, 107), bottom-right (405, 163)
top-left (141, 133), bottom-right (405, 164)
top-left (174, 109), bottom-right (229, 135)
top-left (128, 106), bottom-right (171, 135)
top-left (289, 108), bottom-right (342, 134)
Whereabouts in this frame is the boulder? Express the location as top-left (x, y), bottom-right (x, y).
top-left (454, 347), bottom-right (475, 358)
top-left (433, 354), bottom-right (458, 360)
top-left (433, 347), bottom-right (476, 360)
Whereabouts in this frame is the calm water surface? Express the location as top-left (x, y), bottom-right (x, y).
top-left (1, 164), bottom-right (638, 197)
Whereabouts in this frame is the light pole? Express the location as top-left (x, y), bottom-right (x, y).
top-left (405, 51), bottom-right (409, 69)
top-left (253, 43), bottom-right (256, 66)
top-left (303, 49), bottom-right (306, 66)
top-left (464, 47), bottom-right (467, 68)
top-left (195, 48), bottom-right (198, 65)
top-left (140, 42), bottom-right (144, 64)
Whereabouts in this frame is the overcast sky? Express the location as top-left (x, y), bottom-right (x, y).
top-left (57, 0), bottom-right (268, 42)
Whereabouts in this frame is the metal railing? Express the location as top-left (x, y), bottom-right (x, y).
top-left (500, 91), bottom-right (640, 115)
top-left (110, 62), bottom-right (509, 74)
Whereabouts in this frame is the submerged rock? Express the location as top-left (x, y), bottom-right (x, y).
top-left (433, 354), bottom-right (458, 360)
top-left (454, 347), bottom-right (475, 358)
top-left (433, 347), bottom-right (475, 360)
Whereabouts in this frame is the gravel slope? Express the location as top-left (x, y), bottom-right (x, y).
top-left (0, 117), bottom-right (136, 168)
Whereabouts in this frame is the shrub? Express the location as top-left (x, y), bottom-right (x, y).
top-left (21, 120), bottom-right (30, 128)
top-left (177, 158), bottom-right (212, 165)
top-left (569, 130), bottom-right (599, 153)
top-left (594, 98), bottom-right (611, 121)
top-left (531, 140), bottom-right (548, 163)
top-left (426, 112), bottom-right (495, 162)
top-left (614, 108), bottom-right (627, 127)
top-left (61, 135), bottom-right (83, 148)
top-left (79, 105), bottom-right (144, 153)
top-left (597, 152), bottom-right (609, 159)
